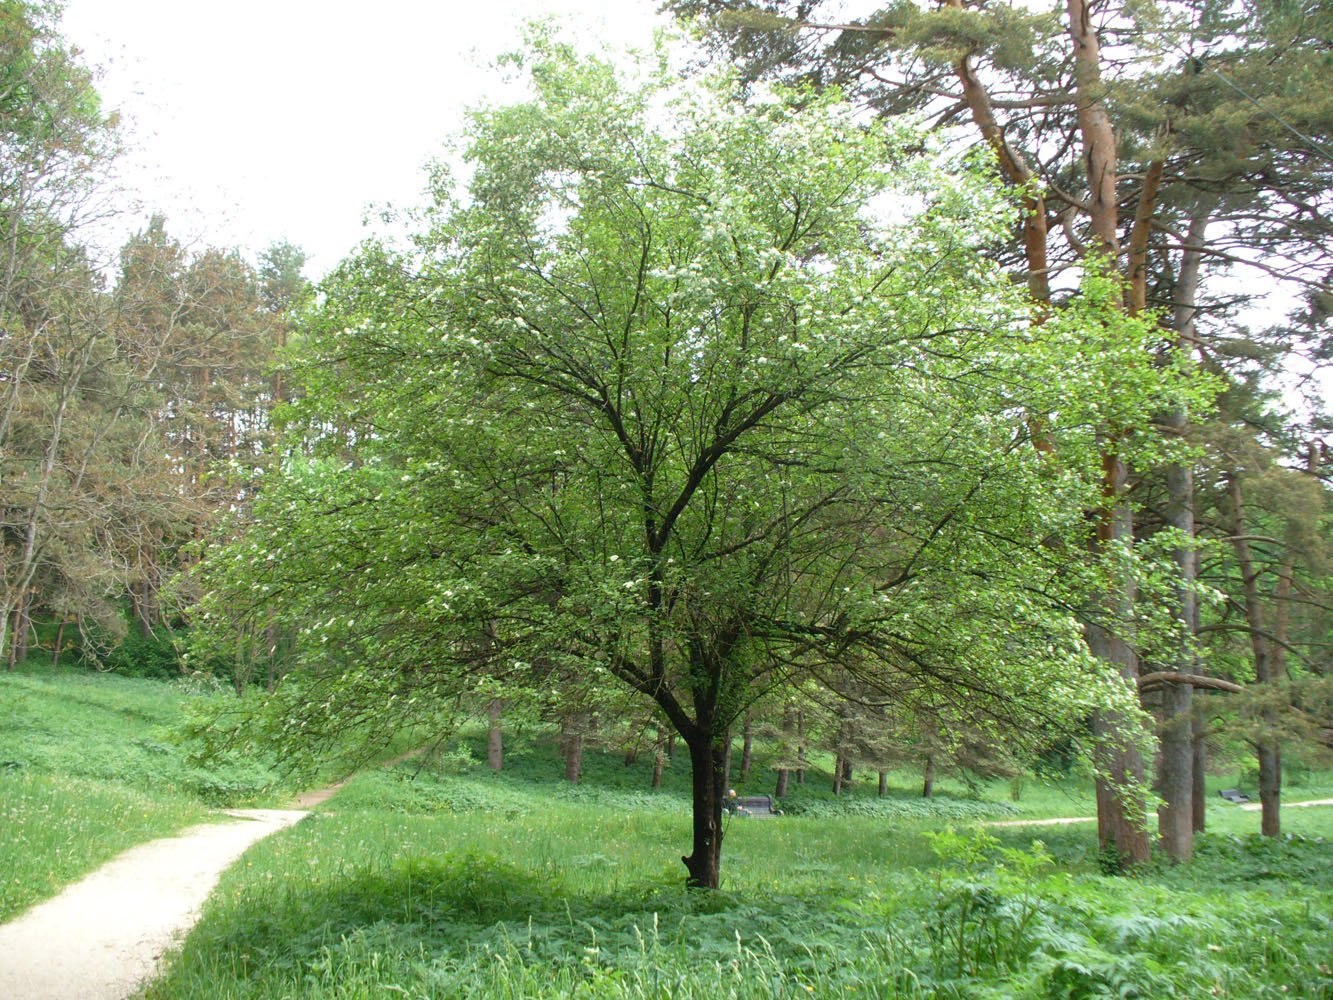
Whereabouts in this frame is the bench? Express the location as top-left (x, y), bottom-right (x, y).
top-left (1219, 788), bottom-right (1251, 804)
top-left (727, 794), bottom-right (781, 817)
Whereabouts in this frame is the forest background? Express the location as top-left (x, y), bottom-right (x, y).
top-left (2, 0), bottom-right (1331, 895)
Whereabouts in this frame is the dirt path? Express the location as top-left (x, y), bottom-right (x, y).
top-left (0, 808), bottom-right (306, 1000)
top-left (987, 797), bottom-right (1333, 828)
top-left (0, 752), bottom-right (423, 1000)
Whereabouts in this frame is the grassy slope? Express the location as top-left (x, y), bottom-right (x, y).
top-left (0, 667), bottom-right (279, 920)
top-left (2, 671), bottom-right (1328, 997)
top-left (140, 737), bottom-right (1333, 1000)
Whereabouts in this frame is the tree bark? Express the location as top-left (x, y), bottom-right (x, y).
top-left (1088, 455), bottom-right (1151, 869)
top-left (922, 753), bottom-right (935, 798)
top-left (1158, 203), bottom-right (1211, 855)
top-left (1226, 474), bottom-right (1282, 836)
top-left (721, 729), bottom-right (733, 791)
top-left (739, 716), bottom-right (753, 784)
top-left (652, 727), bottom-right (665, 789)
top-left (795, 708), bottom-right (806, 785)
top-left (682, 736), bottom-right (727, 889)
top-left (561, 711), bottom-right (586, 784)
top-left (52, 620), bottom-right (67, 669)
top-left (487, 698), bottom-right (504, 772)
top-left (878, 770), bottom-right (888, 797)
top-left (775, 705), bottom-right (793, 797)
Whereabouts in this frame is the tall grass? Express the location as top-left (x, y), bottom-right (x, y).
top-left (0, 771), bottom-right (210, 920)
top-left (0, 669), bottom-right (275, 920)
top-left (139, 754), bottom-right (1333, 1000)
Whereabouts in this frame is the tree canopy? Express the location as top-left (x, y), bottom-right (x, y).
top-left (190, 37), bottom-right (1211, 886)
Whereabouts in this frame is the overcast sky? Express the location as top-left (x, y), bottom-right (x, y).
top-left (60, 1), bottom-right (666, 274)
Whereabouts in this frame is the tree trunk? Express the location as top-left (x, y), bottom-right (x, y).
top-left (1087, 448), bottom-right (1151, 870)
top-left (796, 708), bottom-right (806, 785)
top-left (487, 699), bottom-right (504, 772)
top-left (775, 705), bottom-right (793, 797)
top-left (1192, 710), bottom-right (1207, 833)
top-left (11, 595), bottom-right (31, 665)
top-left (739, 716), bottom-right (753, 784)
top-left (922, 754), bottom-right (935, 798)
top-left (1157, 435), bottom-right (1196, 860)
top-left (721, 729), bottom-right (733, 791)
top-left (561, 712), bottom-right (586, 784)
top-left (652, 727), bottom-right (665, 789)
top-left (1156, 203), bottom-right (1211, 860)
top-left (52, 620), bottom-right (67, 669)
top-left (682, 736), bottom-right (727, 889)
top-left (878, 770), bottom-right (888, 797)
top-left (1227, 475), bottom-right (1282, 836)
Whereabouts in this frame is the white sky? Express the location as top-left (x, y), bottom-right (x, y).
top-left (60, 1), bottom-right (667, 275)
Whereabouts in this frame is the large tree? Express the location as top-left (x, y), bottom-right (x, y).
top-left (192, 39), bottom-right (1203, 887)
top-left (667, 0), bottom-right (1332, 863)
top-left (0, 0), bottom-right (123, 663)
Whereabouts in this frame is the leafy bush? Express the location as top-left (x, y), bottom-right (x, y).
top-left (95, 628), bottom-right (182, 680)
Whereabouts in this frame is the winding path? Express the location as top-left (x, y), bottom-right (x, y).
top-left (0, 808), bottom-right (306, 1000)
top-left (0, 784), bottom-right (1326, 999)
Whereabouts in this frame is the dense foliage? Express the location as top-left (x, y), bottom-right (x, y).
top-left (189, 37), bottom-right (1215, 885)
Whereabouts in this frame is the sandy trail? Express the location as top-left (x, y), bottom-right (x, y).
top-left (0, 808), bottom-right (305, 1000)
top-left (987, 797), bottom-right (1333, 828)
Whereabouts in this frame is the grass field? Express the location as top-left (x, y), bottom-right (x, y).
top-left (0, 667), bottom-right (281, 920)
top-left (2, 668), bottom-right (1329, 997)
top-left (139, 754), bottom-right (1333, 999)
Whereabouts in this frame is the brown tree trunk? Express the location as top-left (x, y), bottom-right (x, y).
top-left (1157, 442), bottom-right (1196, 861)
top-left (561, 712), bottom-right (586, 784)
top-left (739, 716), bottom-right (753, 784)
top-left (487, 699), bottom-right (504, 772)
top-left (1227, 475), bottom-right (1282, 836)
top-left (52, 620), bottom-right (67, 669)
top-left (1066, 0), bottom-right (1119, 257)
top-left (721, 729), bottom-right (733, 791)
top-left (11, 596), bottom-right (31, 665)
top-left (682, 736), bottom-right (727, 889)
top-left (922, 754), bottom-right (935, 798)
top-left (796, 708), bottom-right (806, 785)
top-left (1089, 457), bottom-right (1150, 870)
top-left (1192, 711), bottom-right (1207, 833)
top-left (651, 727), bottom-right (665, 789)
top-left (878, 770), bottom-right (888, 797)
top-left (775, 705), bottom-right (793, 797)
top-left (1156, 203), bottom-right (1210, 859)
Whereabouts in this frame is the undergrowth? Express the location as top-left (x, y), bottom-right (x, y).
top-left (139, 799), bottom-right (1333, 1000)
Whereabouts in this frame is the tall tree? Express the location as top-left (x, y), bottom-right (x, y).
top-left (668, 0), bottom-right (1331, 864)
top-left (191, 39), bottom-right (1204, 888)
top-left (0, 0), bottom-right (123, 664)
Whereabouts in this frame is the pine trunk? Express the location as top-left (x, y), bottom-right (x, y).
top-left (652, 728), bottom-right (665, 790)
top-left (739, 716), bottom-right (753, 783)
top-left (561, 712), bottom-right (585, 784)
top-left (487, 699), bottom-right (504, 772)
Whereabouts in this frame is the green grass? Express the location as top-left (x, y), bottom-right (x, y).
top-left (0, 669), bottom-right (282, 804)
top-left (0, 770), bottom-right (211, 920)
top-left (3, 671), bottom-right (1329, 997)
top-left (0, 667), bottom-right (286, 921)
top-left (136, 745), bottom-right (1333, 1000)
